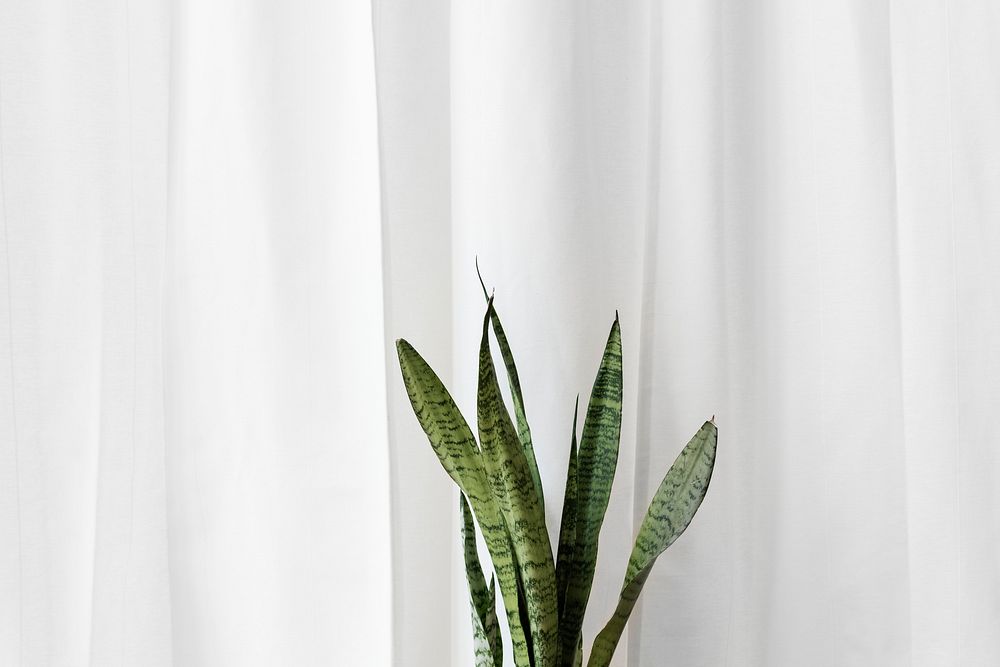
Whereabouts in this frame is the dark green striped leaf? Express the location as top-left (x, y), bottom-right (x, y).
top-left (396, 339), bottom-right (533, 666)
top-left (486, 577), bottom-right (500, 660)
top-left (587, 421), bottom-right (718, 667)
top-left (463, 493), bottom-right (502, 667)
top-left (559, 317), bottom-right (623, 667)
top-left (487, 578), bottom-right (499, 639)
top-left (476, 263), bottom-right (545, 512)
top-left (396, 340), bottom-right (490, 501)
top-left (555, 397), bottom-right (580, 621)
top-left (508, 533), bottom-right (535, 667)
top-left (478, 299), bottom-right (560, 667)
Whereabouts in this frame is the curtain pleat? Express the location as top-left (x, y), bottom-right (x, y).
top-left (0, 2), bottom-right (172, 665)
top-left (372, 1), bottom-right (455, 665)
top-left (1, 1), bottom-right (393, 665)
top-left (165, 1), bottom-right (391, 664)
top-left (0, 0), bottom-right (998, 665)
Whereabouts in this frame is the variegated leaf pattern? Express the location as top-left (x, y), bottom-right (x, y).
top-left (396, 339), bottom-right (533, 666)
top-left (472, 599), bottom-right (495, 667)
top-left (463, 493), bottom-right (502, 667)
top-left (587, 421), bottom-right (718, 667)
top-left (396, 340), bottom-right (490, 501)
top-left (555, 397), bottom-right (579, 620)
top-left (478, 299), bottom-right (560, 667)
top-left (400, 298), bottom-right (717, 667)
top-left (559, 317), bottom-right (622, 667)
top-left (486, 577), bottom-right (500, 663)
top-left (509, 534), bottom-right (535, 666)
top-left (476, 264), bottom-right (545, 512)
top-left (482, 513), bottom-right (534, 667)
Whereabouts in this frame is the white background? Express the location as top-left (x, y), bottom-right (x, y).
top-left (2, 1), bottom-right (999, 665)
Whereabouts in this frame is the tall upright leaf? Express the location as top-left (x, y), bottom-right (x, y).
top-left (508, 532), bottom-right (535, 667)
top-left (462, 493), bottom-right (502, 667)
top-left (487, 578), bottom-right (500, 660)
top-left (555, 397), bottom-right (580, 618)
top-left (397, 340), bottom-right (533, 666)
top-left (477, 299), bottom-right (560, 666)
top-left (559, 316), bottom-right (623, 667)
top-left (587, 421), bottom-right (718, 667)
top-left (476, 263), bottom-right (545, 511)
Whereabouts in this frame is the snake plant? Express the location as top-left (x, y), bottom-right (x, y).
top-left (396, 283), bottom-right (717, 667)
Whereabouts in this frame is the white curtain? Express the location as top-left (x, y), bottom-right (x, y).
top-left (2, 1), bottom-right (998, 666)
top-left (1, 1), bottom-right (389, 665)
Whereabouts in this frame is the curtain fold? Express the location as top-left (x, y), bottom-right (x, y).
top-left (0, 0), bottom-right (998, 665)
top-left (0, 2), bottom-right (172, 664)
top-left (166, 1), bottom-right (391, 664)
top-left (1, 1), bottom-right (392, 665)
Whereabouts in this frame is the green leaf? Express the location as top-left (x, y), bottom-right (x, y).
top-left (396, 339), bottom-right (490, 501)
top-left (509, 533), bottom-right (535, 667)
top-left (463, 493), bottom-right (502, 667)
top-left (485, 575), bottom-right (503, 648)
top-left (555, 397), bottom-right (580, 620)
top-left (472, 605), bottom-right (495, 667)
top-left (559, 316), bottom-right (623, 667)
top-left (486, 577), bottom-right (500, 662)
top-left (476, 262), bottom-right (545, 512)
top-left (478, 298), bottom-right (560, 667)
top-left (587, 421), bottom-right (718, 667)
top-left (396, 340), bottom-right (533, 666)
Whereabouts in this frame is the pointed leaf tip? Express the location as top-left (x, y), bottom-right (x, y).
top-left (476, 257), bottom-right (490, 300)
top-left (560, 316), bottom-right (624, 664)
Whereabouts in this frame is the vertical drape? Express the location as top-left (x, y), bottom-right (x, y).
top-left (166, 1), bottom-right (391, 665)
top-left (0, 2), bottom-right (172, 664)
top-left (1, 1), bottom-right (392, 665)
top-left (1, 0), bottom-right (998, 665)
top-left (373, 1), bottom-right (455, 663)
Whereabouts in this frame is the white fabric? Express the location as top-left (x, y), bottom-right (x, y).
top-left (1, 1), bottom-right (390, 665)
top-left (1, 1), bottom-right (998, 666)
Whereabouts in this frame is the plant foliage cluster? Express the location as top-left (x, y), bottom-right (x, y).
top-left (396, 282), bottom-right (717, 667)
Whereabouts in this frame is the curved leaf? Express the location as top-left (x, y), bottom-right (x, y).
top-left (559, 317), bottom-right (623, 666)
top-left (478, 299), bottom-right (559, 666)
top-left (396, 339), bottom-right (489, 501)
top-left (587, 421), bottom-right (718, 667)
top-left (397, 340), bottom-right (533, 665)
